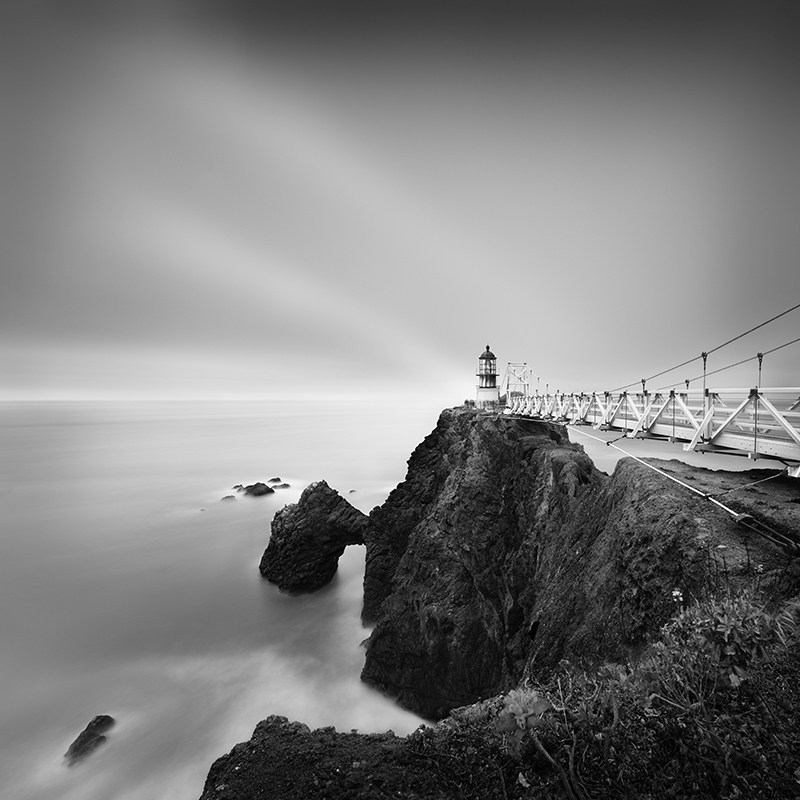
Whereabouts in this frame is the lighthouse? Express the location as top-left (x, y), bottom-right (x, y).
top-left (476, 345), bottom-right (500, 408)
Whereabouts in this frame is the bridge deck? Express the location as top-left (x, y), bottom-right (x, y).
top-left (504, 387), bottom-right (800, 476)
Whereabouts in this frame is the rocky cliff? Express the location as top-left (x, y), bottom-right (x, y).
top-left (204, 407), bottom-right (800, 799)
top-left (253, 407), bottom-right (792, 718)
top-left (359, 408), bottom-right (782, 719)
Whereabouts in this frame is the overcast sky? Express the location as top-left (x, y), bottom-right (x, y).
top-left (2, 1), bottom-right (799, 402)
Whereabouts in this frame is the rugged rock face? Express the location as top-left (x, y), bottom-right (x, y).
top-left (198, 716), bottom-right (436, 800)
top-left (360, 408), bottom-right (777, 719)
top-left (260, 481), bottom-right (368, 592)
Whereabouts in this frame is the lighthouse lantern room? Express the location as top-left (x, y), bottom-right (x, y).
top-left (476, 345), bottom-right (500, 408)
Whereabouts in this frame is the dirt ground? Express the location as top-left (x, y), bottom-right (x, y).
top-left (647, 459), bottom-right (800, 595)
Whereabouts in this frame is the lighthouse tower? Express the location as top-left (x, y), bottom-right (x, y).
top-left (476, 345), bottom-right (500, 408)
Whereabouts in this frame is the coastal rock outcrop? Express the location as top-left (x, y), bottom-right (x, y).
top-left (260, 481), bottom-right (368, 592)
top-left (360, 408), bottom-right (776, 719)
top-left (200, 406), bottom-right (800, 797)
top-left (244, 482), bottom-right (274, 496)
top-left (64, 715), bottom-right (115, 766)
top-left (199, 716), bottom-right (436, 800)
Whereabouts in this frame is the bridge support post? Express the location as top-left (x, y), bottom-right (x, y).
top-left (702, 388), bottom-right (713, 444)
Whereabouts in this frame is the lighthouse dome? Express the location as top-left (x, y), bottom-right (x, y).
top-left (479, 345), bottom-right (496, 360)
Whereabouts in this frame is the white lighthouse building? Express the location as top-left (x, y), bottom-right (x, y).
top-left (476, 345), bottom-right (500, 408)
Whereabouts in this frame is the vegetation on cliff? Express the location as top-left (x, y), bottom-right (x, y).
top-left (401, 582), bottom-right (800, 800)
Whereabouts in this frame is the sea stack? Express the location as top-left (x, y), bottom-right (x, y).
top-left (64, 715), bottom-right (115, 766)
top-left (260, 480), bottom-right (368, 592)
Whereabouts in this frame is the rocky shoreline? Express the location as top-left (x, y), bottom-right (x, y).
top-left (202, 407), bottom-right (800, 799)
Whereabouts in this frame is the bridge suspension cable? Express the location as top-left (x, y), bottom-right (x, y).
top-left (565, 425), bottom-right (800, 557)
top-left (609, 301), bottom-right (800, 393)
top-left (654, 334), bottom-right (800, 391)
top-left (704, 302), bottom-right (800, 357)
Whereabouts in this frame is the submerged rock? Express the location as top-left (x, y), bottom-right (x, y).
top-left (244, 483), bottom-right (274, 496)
top-left (220, 495), bottom-right (237, 502)
top-left (64, 715), bottom-right (115, 766)
top-left (259, 480), bottom-right (368, 592)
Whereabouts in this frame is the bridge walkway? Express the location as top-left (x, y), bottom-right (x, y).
top-left (504, 386), bottom-right (800, 477)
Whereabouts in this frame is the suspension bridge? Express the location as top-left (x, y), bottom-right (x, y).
top-left (497, 303), bottom-right (800, 478)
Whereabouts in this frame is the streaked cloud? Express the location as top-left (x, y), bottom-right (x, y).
top-left (2, 4), bottom-right (799, 399)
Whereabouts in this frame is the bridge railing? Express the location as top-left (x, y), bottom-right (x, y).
top-left (504, 387), bottom-right (800, 466)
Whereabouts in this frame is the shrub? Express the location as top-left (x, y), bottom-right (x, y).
top-left (674, 591), bottom-right (797, 687)
top-left (489, 591), bottom-right (799, 798)
top-left (400, 590), bottom-right (800, 799)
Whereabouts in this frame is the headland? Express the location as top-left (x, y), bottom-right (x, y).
top-left (201, 407), bottom-right (800, 799)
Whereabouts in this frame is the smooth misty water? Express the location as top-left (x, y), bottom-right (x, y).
top-left (0, 400), bottom-right (755, 800)
top-left (0, 400), bottom-right (443, 800)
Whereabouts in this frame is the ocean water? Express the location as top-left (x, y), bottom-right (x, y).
top-left (0, 399), bottom-right (443, 800)
top-left (0, 400), bottom-right (756, 800)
